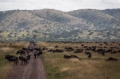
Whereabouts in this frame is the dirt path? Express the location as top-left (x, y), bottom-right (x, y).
top-left (8, 42), bottom-right (46, 79)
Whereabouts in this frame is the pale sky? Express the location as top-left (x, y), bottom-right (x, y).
top-left (0, 0), bottom-right (120, 11)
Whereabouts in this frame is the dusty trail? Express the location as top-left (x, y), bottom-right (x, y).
top-left (8, 42), bottom-right (46, 79)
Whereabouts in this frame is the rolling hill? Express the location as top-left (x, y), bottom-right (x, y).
top-left (0, 9), bottom-right (120, 41)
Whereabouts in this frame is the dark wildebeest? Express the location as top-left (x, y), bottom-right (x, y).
top-left (16, 50), bottom-right (25, 55)
top-left (111, 51), bottom-right (117, 54)
top-left (22, 48), bottom-right (28, 50)
top-left (85, 52), bottom-right (92, 58)
top-left (5, 55), bottom-right (18, 65)
top-left (70, 55), bottom-right (81, 60)
top-left (64, 55), bottom-right (71, 59)
top-left (85, 52), bottom-right (90, 55)
top-left (65, 47), bottom-right (74, 51)
top-left (64, 54), bottom-right (81, 60)
top-left (74, 49), bottom-right (83, 53)
top-left (19, 56), bottom-right (28, 65)
top-left (27, 55), bottom-right (31, 60)
top-left (106, 57), bottom-right (118, 61)
top-left (34, 53), bottom-right (37, 59)
top-left (34, 48), bottom-right (40, 51)
top-left (26, 50), bottom-right (30, 55)
top-left (101, 51), bottom-right (105, 56)
top-left (37, 51), bottom-right (42, 56)
top-left (48, 49), bottom-right (63, 53)
top-left (54, 46), bottom-right (58, 48)
top-left (88, 53), bottom-right (92, 58)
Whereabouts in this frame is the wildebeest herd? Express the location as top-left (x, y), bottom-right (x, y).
top-left (46, 41), bottom-right (120, 61)
top-left (5, 42), bottom-right (43, 65)
top-left (5, 41), bottom-right (119, 66)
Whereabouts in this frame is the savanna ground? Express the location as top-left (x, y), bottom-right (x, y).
top-left (38, 42), bottom-right (120, 79)
top-left (0, 41), bottom-right (120, 79)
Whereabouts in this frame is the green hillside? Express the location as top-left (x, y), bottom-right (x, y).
top-left (0, 9), bottom-right (120, 41)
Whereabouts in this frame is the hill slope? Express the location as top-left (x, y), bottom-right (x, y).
top-left (68, 9), bottom-right (120, 30)
top-left (0, 9), bottom-right (120, 41)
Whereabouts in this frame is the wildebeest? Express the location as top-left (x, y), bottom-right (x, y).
top-left (64, 54), bottom-right (71, 59)
top-left (5, 55), bottom-right (18, 65)
top-left (37, 51), bottom-right (42, 56)
top-left (70, 55), bottom-right (81, 60)
top-left (34, 53), bottom-right (37, 59)
top-left (85, 52), bottom-right (92, 58)
top-left (48, 49), bottom-right (63, 53)
top-left (16, 50), bottom-right (25, 55)
top-left (101, 52), bottom-right (105, 56)
top-left (65, 47), bottom-right (74, 51)
top-left (85, 52), bottom-right (91, 55)
top-left (64, 54), bottom-right (81, 60)
top-left (54, 46), bottom-right (58, 48)
top-left (34, 48), bottom-right (40, 51)
top-left (111, 51), bottom-right (117, 54)
top-left (96, 49), bottom-right (105, 53)
top-left (88, 53), bottom-right (92, 58)
top-left (19, 56), bottom-right (28, 65)
top-left (74, 49), bottom-right (83, 53)
top-left (22, 48), bottom-right (28, 50)
top-left (27, 55), bottom-right (31, 60)
top-left (106, 57), bottom-right (118, 61)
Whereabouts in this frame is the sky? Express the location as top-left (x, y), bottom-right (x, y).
top-left (0, 0), bottom-right (120, 12)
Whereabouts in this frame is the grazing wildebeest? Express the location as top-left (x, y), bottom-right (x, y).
top-left (19, 56), bottom-right (28, 65)
top-left (96, 49), bottom-right (105, 53)
top-left (64, 54), bottom-right (81, 60)
top-left (26, 50), bottom-right (30, 55)
top-left (101, 52), bottom-right (105, 56)
top-left (22, 48), bottom-right (28, 50)
top-left (54, 46), bottom-right (58, 48)
top-left (27, 55), bottom-right (31, 60)
top-left (16, 50), bottom-right (25, 55)
top-left (42, 47), bottom-right (46, 50)
top-left (34, 53), bottom-right (37, 59)
top-left (85, 52), bottom-right (91, 58)
top-left (111, 51), bottom-right (117, 54)
top-left (106, 57), bottom-right (118, 61)
top-left (37, 51), bottom-right (42, 56)
top-left (74, 49), bottom-right (83, 53)
top-left (48, 49), bottom-right (63, 53)
top-left (85, 52), bottom-right (91, 55)
top-left (70, 55), bottom-right (81, 60)
top-left (5, 55), bottom-right (18, 65)
top-left (64, 55), bottom-right (71, 59)
top-left (34, 48), bottom-right (40, 51)
top-left (88, 53), bottom-right (91, 58)
top-left (106, 49), bottom-right (112, 53)
top-left (65, 47), bottom-right (74, 51)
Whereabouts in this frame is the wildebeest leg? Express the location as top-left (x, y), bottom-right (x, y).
top-left (15, 60), bottom-right (18, 65)
top-left (34, 54), bottom-right (36, 59)
top-left (9, 60), bottom-right (10, 63)
top-left (14, 61), bottom-right (17, 65)
top-left (24, 60), bottom-right (27, 65)
top-left (21, 61), bottom-right (23, 65)
top-left (26, 61), bottom-right (28, 65)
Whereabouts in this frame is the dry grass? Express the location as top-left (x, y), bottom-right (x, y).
top-left (40, 42), bottom-right (120, 79)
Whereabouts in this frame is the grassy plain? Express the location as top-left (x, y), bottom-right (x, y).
top-left (39, 42), bottom-right (120, 79)
top-left (0, 41), bottom-right (120, 79)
